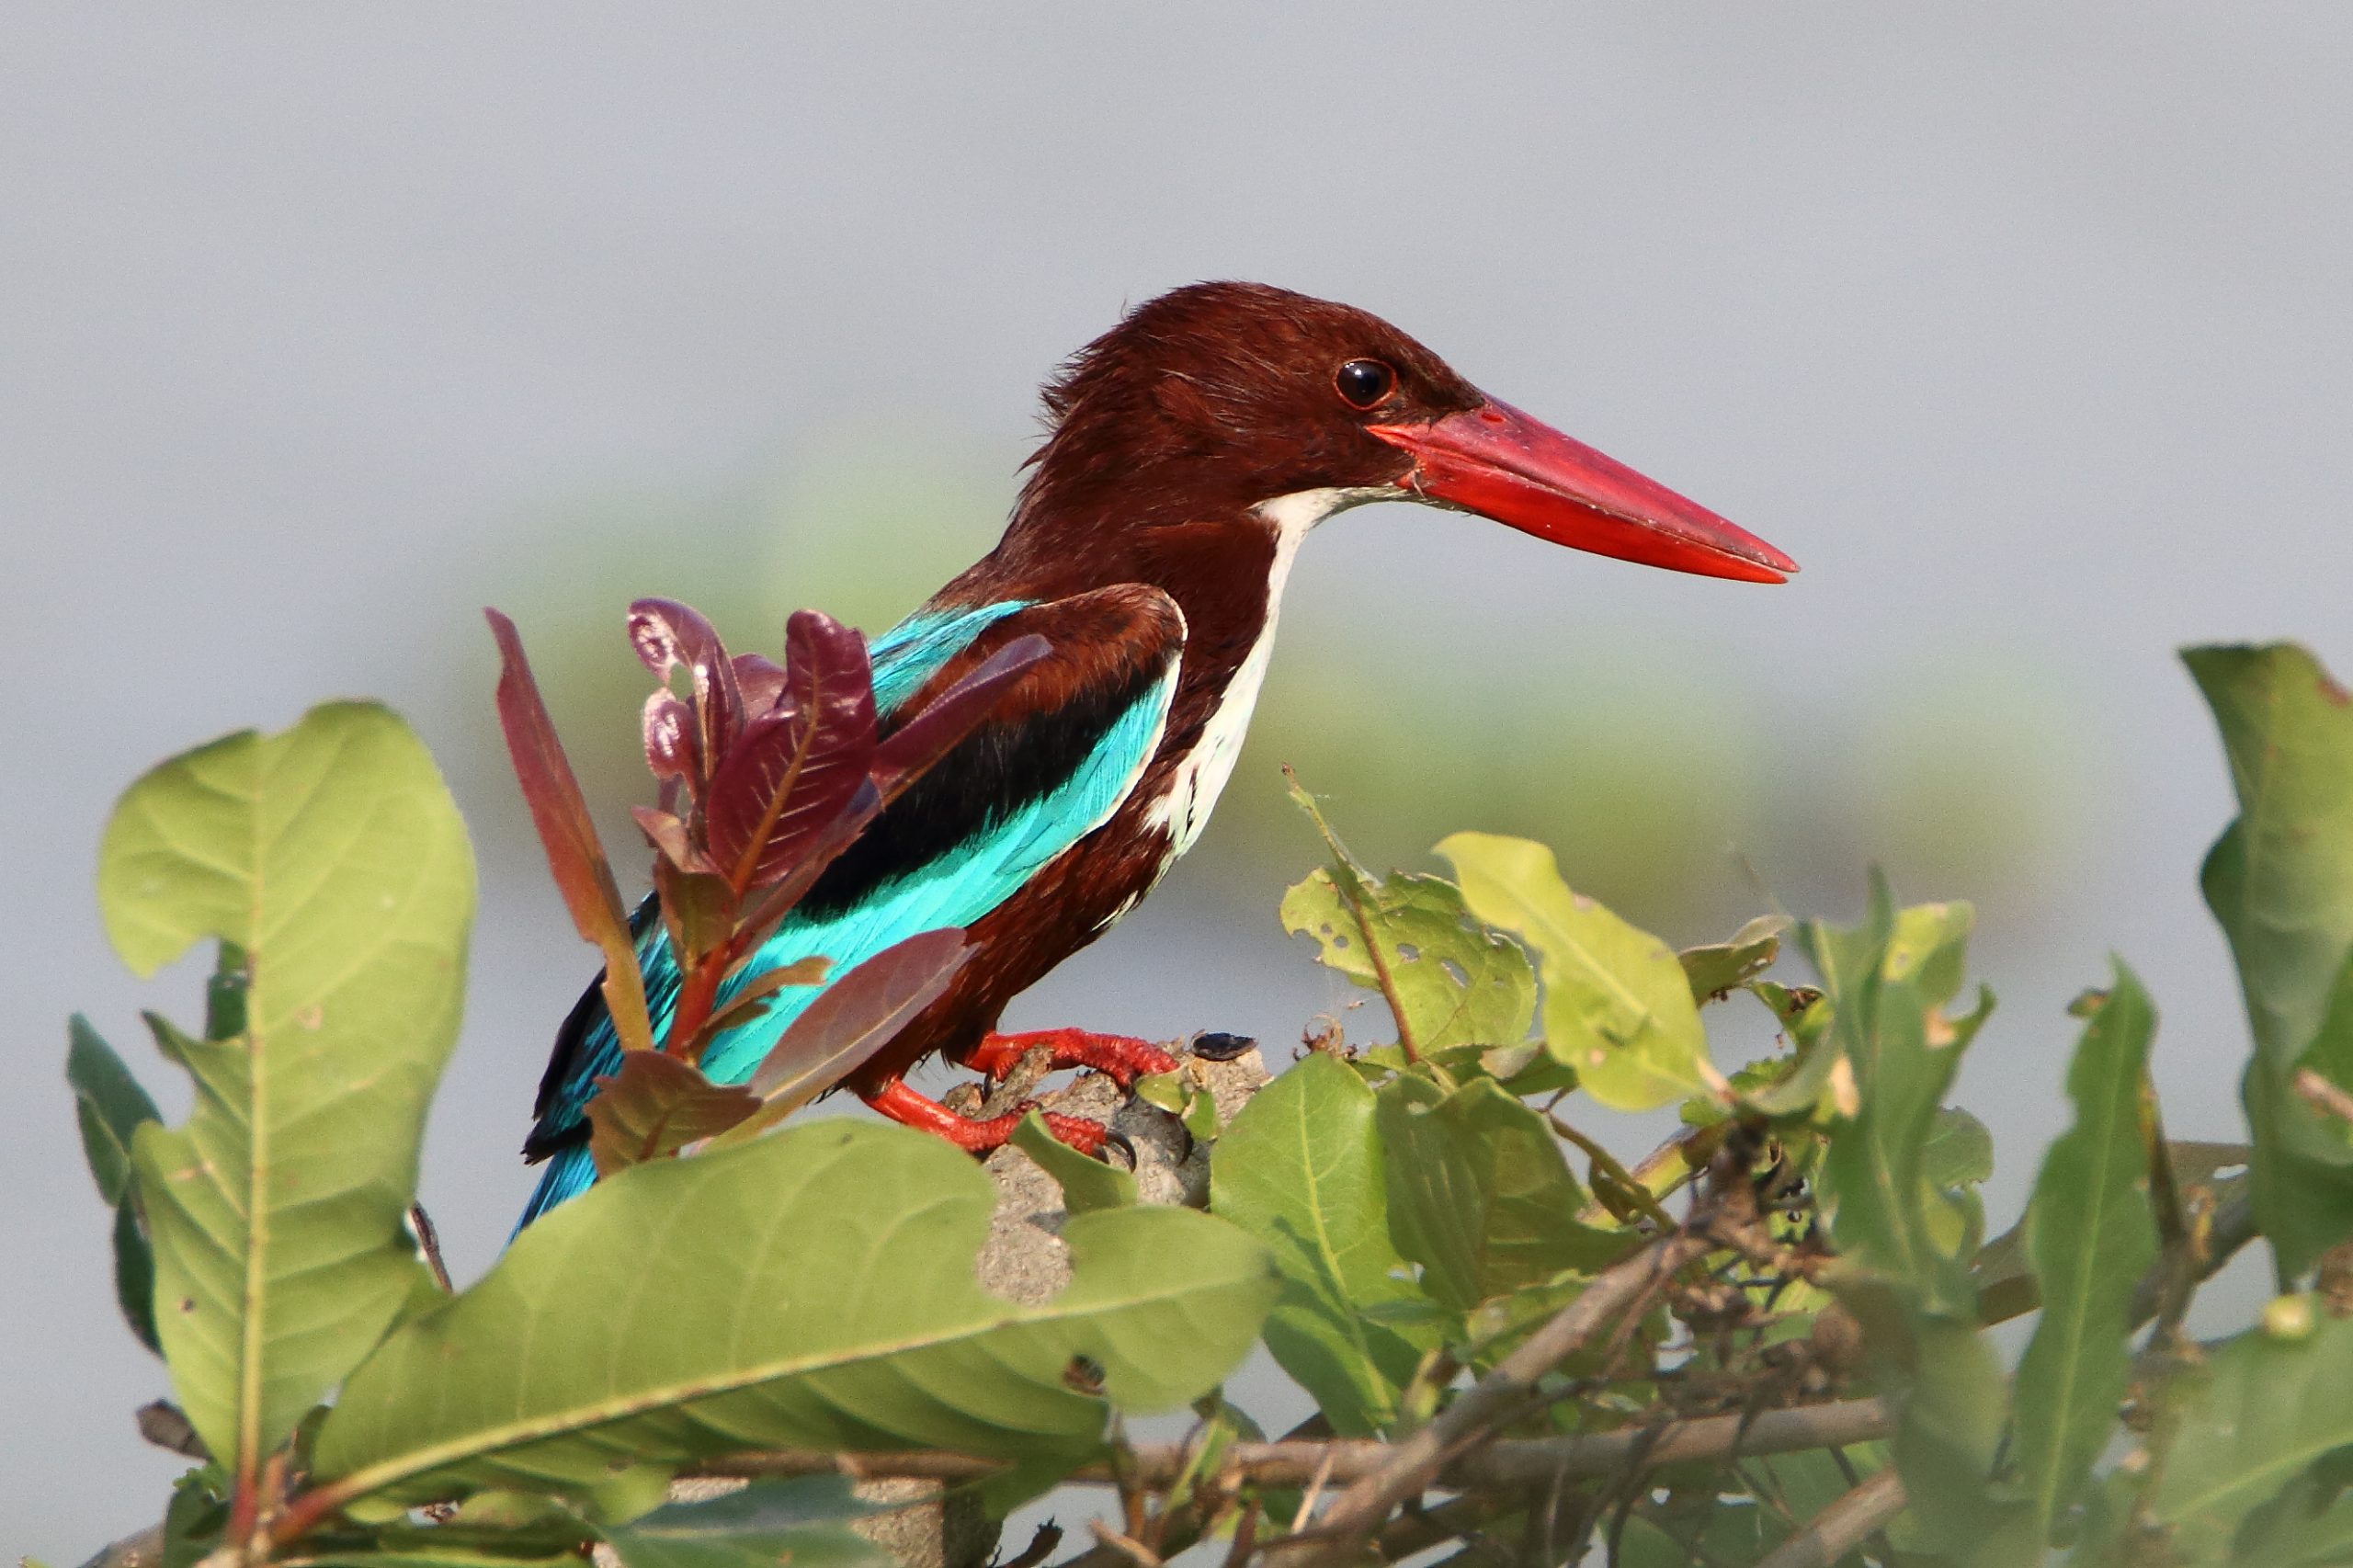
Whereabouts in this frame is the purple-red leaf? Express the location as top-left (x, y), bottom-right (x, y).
top-left (650, 853), bottom-right (736, 972)
top-left (703, 611), bottom-right (879, 893)
top-left (641, 690), bottom-right (697, 788)
top-left (628, 597), bottom-right (742, 791)
top-left (630, 804), bottom-right (706, 872)
top-left (872, 632), bottom-right (1052, 796)
top-left (485, 608), bottom-right (656, 1055)
top-left (711, 929), bottom-right (972, 1146)
top-left (733, 652), bottom-right (790, 719)
top-left (584, 1051), bottom-right (757, 1176)
top-left (677, 955), bottom-right (831, 1064)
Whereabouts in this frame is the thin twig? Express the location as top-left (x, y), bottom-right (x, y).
top-left (1544, 1104), bottom-right (1677, 1232)
top-left (1288, 1448), bottom-right (1337, 1535)
top-left (1264, 1229), bottom-right (1715, 1566)
top-left (1752, 1467), bottom-right (1906, 1568)
top-left (409, 1202), bottom-right (453, 1293)
top-left (688, 1399), bottom-right (1893, 1491)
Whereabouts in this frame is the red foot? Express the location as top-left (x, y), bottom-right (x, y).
top-left (962, 1028), bottom-right (1178, 1087)
top-left (860, 1075), bottom-right (1113, 1157)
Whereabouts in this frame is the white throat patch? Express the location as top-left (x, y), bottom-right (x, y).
top-left (1141, 485), bottom-right (1392, 865)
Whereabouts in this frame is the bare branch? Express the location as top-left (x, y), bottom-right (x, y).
top-left (1752, 1468), bottom-right (1906, 1568)
top-left (1268, 1229), bottom-right (1712, 1564)
top-left (686, 1399), bottom-right (1893, 1494)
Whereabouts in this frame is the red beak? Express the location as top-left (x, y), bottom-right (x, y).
top-left (1368, 400), bottom-right (1797, 584)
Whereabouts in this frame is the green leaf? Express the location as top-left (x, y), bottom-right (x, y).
top-left (599, 1478), bottom-right (891, 1568)
top-left (1678, 915), bottom-right (1791, 1002)
top-left (1374, 1075), bottom-right (1635, 1312)
top-left (311, 1119), bottom-right (1275, 1513)
top-left (1010, 1109), bottom-right (1136, 1213)
top-left (1280, 787), bottom-right (1536, 1052)
top-left (2187, 643), bottom-right (2353, 1277)
top-left (1437, 833), bottom-right (1710, 1110)
top-left (68, 1014), bottom-right (167, 1353)
top-left (1922, 1106), bottom-right (1995, 1259)
top-left (98, 702), bottom-right (475, 1477)
top-left (68, 1014), bottom-right (162, 1204)
top-left (1813, 892), bottom-right (1985, 1318)
top-left (1211, 1052), bottom-right (1433, 1435)
top-left (112, 1193), bottom-right (160, 1354)
top-left (2010, 965), bottom-right (2159, 1548)
top-left (2148, 1308), bottom-right (2353, 1557)
top-left (1843, 1282), bottom-right (2020, 1550)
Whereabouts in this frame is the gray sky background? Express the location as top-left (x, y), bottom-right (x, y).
top-left (9, 4), bottom-right (2353, 1556)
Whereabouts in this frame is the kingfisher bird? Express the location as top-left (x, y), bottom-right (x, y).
top-left (518, 280), bottom-right (1796, 1223)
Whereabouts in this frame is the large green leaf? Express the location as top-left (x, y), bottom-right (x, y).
top-left (1437, 833), bottom-right (1710, 1110)
top-left (1374, 1075), bottom-right (1633, 1311)
top-left (97, 702), bottom-right (475, 1475)
top-left (310, 1119), bottom-right (1276, 1513)
top-left (2187, 643), bottom-right (2353, 1277)
top-left (2149, 1309), bottom-right (2353, 1558)
top-left (1211, 1052), bottom-right (1432, 1435)
top-left (2010, 966), bottom-right (2158, 1548)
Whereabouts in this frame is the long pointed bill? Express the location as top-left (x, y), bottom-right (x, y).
top-left (1368, 400), bottom-right (1798, 584)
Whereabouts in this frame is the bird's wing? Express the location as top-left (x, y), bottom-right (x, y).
top-left (517, 585), bottom-right (1185, 1201)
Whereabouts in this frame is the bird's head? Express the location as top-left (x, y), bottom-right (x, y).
top-left (1011, 280), bottom-right (1795, 584)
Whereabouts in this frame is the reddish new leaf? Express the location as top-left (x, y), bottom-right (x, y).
top-left (641, 689), bottom-right (697, 789)
top-left (733, 651), bottom-right (789, 720)
top-left (703, 610), bottom-right (878, 893)
top-left (650, 854), bottom-right (736, 974)
top-left (584, 1051), bottom-right (758, 1176)
top-left (677, 955), bottom-right (832, 1065)
top-left (871, 632), bottom-right (1052, 796)
top-left (485, 608), bottom-right (655, 1056)
top-left (722, 779), bottom-right (886, 969)
top-left (710, 929), bottom-right (972, 1146)
top-left (629, 804), bottom-right (708, 873)
top-left (628, 597), bottom-right (742, 792)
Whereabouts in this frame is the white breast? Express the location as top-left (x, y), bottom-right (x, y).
top-left (1140, 485), bottom-right (1391, 866)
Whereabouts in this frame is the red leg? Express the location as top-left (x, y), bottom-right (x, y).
top-left (859, 1074), bottom-right (1112, 1158)
top-left (961, 1028), bottom-right (1178, 1087)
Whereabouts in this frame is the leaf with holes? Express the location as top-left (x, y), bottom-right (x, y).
top-left (307, 1119), bottom-right (1277, 1514)
top-left (1280, 867), bottom-right (1535, 1054)
top-left (1437, 833), bottom-right (1710, 1110)
top-left (97, 701), bottom-right (474, 1483)
top-left (1283, 778), bottom-right (1534, 1055)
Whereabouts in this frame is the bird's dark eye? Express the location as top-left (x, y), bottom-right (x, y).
top-left (1334, 358), bottom-right (1398, 410)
